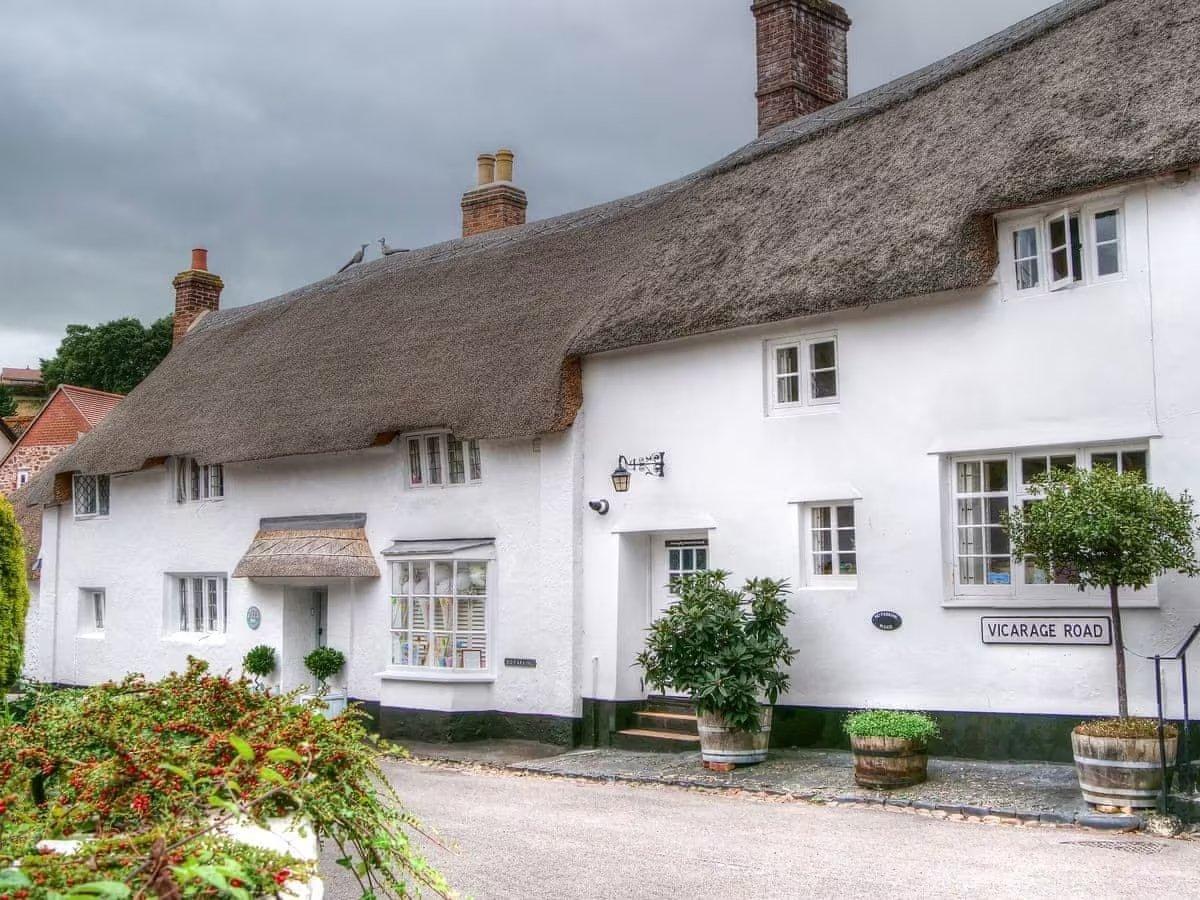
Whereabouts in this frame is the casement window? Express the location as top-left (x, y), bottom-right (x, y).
top-left (666, 539), bottom-right (708, 595)
top-left (407, 434), bottom-right (482, 488)
top-left (389, 559), bottom-right (489, 669)
top-left (768, 333), bottom-right (838, 414)
top-left (174, 458), bottom-right (224, 503)
top-left (1006, 203), bottom-right (1123, 295)
top-left (78, 589), bottom-right (105, 633)
top-left (810, 504), bottom-right (857, 580)
top-left (173, 575), bottom-right (228, 633)
top-left (949, 444), bottom-right (1148, 598)
top-left (73, 474), bottom-right (110, 519)
top-left (16, 469), bottom-right (30, 488)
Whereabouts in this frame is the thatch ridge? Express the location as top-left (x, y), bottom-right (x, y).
top-left (27, 0), bottom-right (1200, 502)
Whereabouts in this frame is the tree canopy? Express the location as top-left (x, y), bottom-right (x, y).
top-left (1005, 465), bottom-right (1200, 717)
top-left (0, 384), bottom-right (15, 419)
top-left (40, 315), bottom-right (173, 395)
top-left (0, 494), bottom-right (31, 687)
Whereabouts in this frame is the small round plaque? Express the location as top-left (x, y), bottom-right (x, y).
top-left (872, 610), bottom-right (902, 631)
top-left (246, 606), bottom-right (262, 631)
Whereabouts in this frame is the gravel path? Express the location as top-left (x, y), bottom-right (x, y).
top-left (319, 759), bottom-right (1199, 899)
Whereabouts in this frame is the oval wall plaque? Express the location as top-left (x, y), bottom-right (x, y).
top-left (872, 610), bottom-right (902, 631)
top-left (246, 606), bottom-right (262, 631)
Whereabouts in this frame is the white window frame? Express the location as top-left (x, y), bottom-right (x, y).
top-left (16, 468), bottom-right (30, 488)
top-left (406, 433), bottom-right (483, 488)
top-left (1001, 200), bottom-right (1125, 298)
top-left (766, 331), bottom-right (839, 415)
top-left (945, 443), bottom-right (1153, 607)
top-left (387, 556), bottom-right (492, 673)
top-left (805, 502), bottom-right (858, 587)
top-left (79, 588), bottom-right (106, 635)
top-left (174, 457), bottom-right (225, 503)
top-left (666, 539), bottom-right (709, 595)
top-left (171, 575), bottom-right (228, 634)
top-left (73, 474), bottom-right (110, 519)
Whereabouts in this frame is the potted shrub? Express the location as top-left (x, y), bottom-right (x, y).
top-left (304, 646), bottom-right (348, 718)
top-left (637, 571), bottom-right (794, 768)
top-left (242, 644), bottom-right (276, 690)
top-left (844, 710), bottom-right (940, 789)
top-left (1006, 464), bottom-right (1199, 809)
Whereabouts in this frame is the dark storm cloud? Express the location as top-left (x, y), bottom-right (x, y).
top-left (0, 0), bottom-right (1056, 364)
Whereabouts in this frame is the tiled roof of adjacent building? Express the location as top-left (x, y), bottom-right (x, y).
top-left (25, 0), bottom-right (1200, 500)
top-left (1, 367), bottom-right (43, 387)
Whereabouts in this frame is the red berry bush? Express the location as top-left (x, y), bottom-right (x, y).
top-left (0, 658), bottom-right (450, 898)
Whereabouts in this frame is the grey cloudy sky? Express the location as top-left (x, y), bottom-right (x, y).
top-left (0, 0), bottom-right (1057, 366)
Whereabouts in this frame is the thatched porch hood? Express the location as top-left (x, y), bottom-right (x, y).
top-left (27, 0), bottom-right (1200, 505)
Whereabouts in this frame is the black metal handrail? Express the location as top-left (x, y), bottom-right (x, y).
top-left (1153, 621), bottom-right (1200, 810)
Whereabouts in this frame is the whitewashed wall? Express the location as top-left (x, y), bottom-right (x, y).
top-left (580, 174), bottom-right (1200, 719)
top-left (33, 430), bottom-right (583, 721)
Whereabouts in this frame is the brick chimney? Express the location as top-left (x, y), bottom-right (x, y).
top-left (461, 148), bottom-right (528, 238)
top-left (752, 0), bottom-right (851, 136)
top-left (172, 248), bottom-right (224, 345)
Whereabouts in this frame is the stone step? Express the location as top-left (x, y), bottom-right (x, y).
top-left (631, 710), bottom-right (699, 735)
top-left (613, 728), bottom-right (701, 753)
top-left (643, 697), bottom-right (697, 715)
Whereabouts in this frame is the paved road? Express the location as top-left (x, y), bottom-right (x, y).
top-left (321, 761), bottom-right (1199, 899)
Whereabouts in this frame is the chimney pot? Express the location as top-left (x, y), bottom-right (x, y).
top-left (191, 247), bottom-right (208, 271)
top-left (477, 153), bottom-right (497, 186)
top-left (494, 148), bottom-right (515, 183)
top-left (752, 0), bottom-right (851, 136)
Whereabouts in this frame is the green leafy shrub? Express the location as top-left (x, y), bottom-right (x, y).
top-left (0, 495), bottom-right (31, 688)
top-left (637, 571), bottom-right (795, 733)
top-left (1005, 465), bottom-right (1200, 717)
top-left (242, 644), bottom-right (276, 680)
top-left (305, 647), bottom-right (346, 687)
top-left (844, 710), bottom-right (941, 746)
top-left (0, 657), bottom-right (450, 897)
top-left (1076, 717), bottom-right (1179, 740)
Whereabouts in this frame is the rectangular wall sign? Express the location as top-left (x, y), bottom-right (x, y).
top-left (504, 657), bottom-right (537, 668)
top-left (981, 616), bottom-right (1112, 646)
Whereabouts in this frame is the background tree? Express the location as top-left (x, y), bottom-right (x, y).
top-left (40, 315), bottom-right (173, 395)
top-left (0, 495), bottom-right (31, 687)
top-left (0, 384), bottom-right (16, 418)
top-left (1005, 466), bottom-right (1200, 718)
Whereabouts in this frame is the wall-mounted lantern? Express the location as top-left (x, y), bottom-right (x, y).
top-left (611, 452), bottom-right (665, 493)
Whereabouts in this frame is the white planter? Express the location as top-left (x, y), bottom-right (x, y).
top-left (299, 690), bottom-right (347, 719)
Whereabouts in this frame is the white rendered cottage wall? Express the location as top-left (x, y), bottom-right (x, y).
top-left (579, 175), bottom-right (1200, 719)
top-left (34, 430), bottom-right (582, 722)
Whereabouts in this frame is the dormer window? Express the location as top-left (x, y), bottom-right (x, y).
top-left (407, 433), bottom-right (482, 487)
top-left (73, 474), bottom-right (110, 519)
top-left (174, 457), bottom-right (224, 503)
top-left (1005, 203), bottom-right (1123, 295)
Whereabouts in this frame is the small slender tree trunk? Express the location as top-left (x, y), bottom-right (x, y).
top-left (1109, 581), bottom-right (1129, 718)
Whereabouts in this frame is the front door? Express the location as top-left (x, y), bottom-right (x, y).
top-left (282, 586), bottom-right (328, 691)
top-left (313, 588), bottom-right (328, 649)
top-left (647, 532), bottom-right (709, 698)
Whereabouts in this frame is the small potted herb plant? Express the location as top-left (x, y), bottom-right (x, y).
top-left (304, 646), bottom-right (348, 718)
top-left (844, 710), bottom-right (940, 789)
top-left (242, 644), bottom-right (276, 691)
top-left (1006, 465), bottom-right (1199, 809)
top-left (638, 571), bottom-right (794, 768)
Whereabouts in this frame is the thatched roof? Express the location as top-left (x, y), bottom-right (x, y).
top-left (28, 0), bottom-right (1200, 502)
top-left (232, 514), bottom-right (380, 579)
top-left (8, 485), bottom-right (41, 581)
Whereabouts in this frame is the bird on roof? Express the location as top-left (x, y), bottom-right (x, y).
top-left (379, 237), bottom-right (410, 256)
top-left (338, 244), bottom-right (368, 273)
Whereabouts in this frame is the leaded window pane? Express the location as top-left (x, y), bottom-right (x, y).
top-left (468, 440), bottom-right (482, 481)
top-left (447, 439), bottom-right (466, 484)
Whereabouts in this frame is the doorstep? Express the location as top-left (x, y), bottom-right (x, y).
top-left (507, 747), bottom-right (1148, 832)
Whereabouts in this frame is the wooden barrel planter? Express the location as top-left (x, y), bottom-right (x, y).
top-left (697, 708), bottom-right (773, 766)
top-left (1071, 729), bottom-right (1177, 810)
top-left (850, 736), bottom-right (929, 789)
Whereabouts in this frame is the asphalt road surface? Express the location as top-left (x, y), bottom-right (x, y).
top-left (320, 761), bottom-right (1199, 899)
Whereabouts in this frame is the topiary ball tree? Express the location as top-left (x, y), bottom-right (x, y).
top-left (1005, 465), bottom-right (1200, 718)
top-left (242, 644), bottom-right (276, 685)
top-left (0, 495), bottom-right (32, 688)
top-left (304, 647), bottom-right (346, 691)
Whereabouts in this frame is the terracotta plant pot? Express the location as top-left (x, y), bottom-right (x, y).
top-left (850, 735), bottom-right (929, 789)
top-left (696, 707), bottom-right (773, 766)
top-left (1071, 728), bottom-right (1177, 811)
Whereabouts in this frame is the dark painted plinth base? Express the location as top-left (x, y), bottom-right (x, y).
top-left (581, 698), bottom-right (1119, 764)
top-left (351, 698), bottom-right (578, 747)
